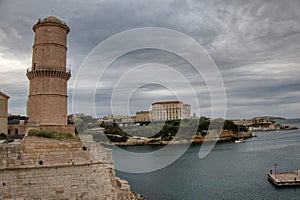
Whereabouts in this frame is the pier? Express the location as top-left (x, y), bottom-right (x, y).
top-left (268, 170), bottom-right (300, 187)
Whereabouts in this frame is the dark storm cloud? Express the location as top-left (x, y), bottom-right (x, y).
top-left (0, 0), bottom-right (299, 118)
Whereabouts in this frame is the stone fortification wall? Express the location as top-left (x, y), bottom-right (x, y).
top-left (0, 135), bottom-right (131, 200)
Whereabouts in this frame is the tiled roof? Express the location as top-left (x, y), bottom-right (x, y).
top-left (152, 101), bottom-right (182, 105)
top-left (0, 91), bottom-right (10, 99)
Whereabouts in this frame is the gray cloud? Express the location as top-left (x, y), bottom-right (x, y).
top-left (0, 0), bottom-right (299, 119)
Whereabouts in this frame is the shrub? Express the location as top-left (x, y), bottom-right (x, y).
top-left (27, 129), bottom-right (79, 140)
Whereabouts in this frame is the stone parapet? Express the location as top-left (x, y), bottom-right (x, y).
top-left (33, 16), bottom-right (70, 33)
top-left (26, 68), bottom-right (71, 81)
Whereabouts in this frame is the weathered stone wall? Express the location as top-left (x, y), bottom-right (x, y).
top-left (1, 163), bottom-right (124, 200)
top-left (0, 135), bottom-right (131, 200)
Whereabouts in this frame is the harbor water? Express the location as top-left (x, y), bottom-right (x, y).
top-left (114, 119), bottom-right (300, 200)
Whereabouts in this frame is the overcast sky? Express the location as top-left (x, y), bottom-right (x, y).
top-left (0, 0), bottom-right (300, 119)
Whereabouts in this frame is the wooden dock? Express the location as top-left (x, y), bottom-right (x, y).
top-left (268, 171), bottom-right (300, 187)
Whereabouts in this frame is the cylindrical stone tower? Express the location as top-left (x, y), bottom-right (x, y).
top-left (26, 16), bottom-right (71, 126)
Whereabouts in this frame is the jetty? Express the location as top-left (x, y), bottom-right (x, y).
top-left (268, 170), bottom-right (300, 187)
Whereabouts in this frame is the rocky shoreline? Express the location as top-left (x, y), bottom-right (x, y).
top-left (130, 191), bottom-right (148, 200)
top-left (101, 130), bottom-right (253, 146)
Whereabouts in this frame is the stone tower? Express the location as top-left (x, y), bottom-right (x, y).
top-left (26, 16), bottom-right (74, 133)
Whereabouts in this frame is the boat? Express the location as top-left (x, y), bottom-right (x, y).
top-left (235, 138), bottom-right (245, 143)
top-left (235, 125), bottom-right (246, 143)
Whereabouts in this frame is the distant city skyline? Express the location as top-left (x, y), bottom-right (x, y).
top-left (1, 0), bottom-right (300, 119)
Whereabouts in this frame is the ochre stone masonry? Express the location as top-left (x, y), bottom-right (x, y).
top-left (31, 17), bottom-right (69, 72)
top-left (26, 16), bottom-right (71, 128)
top-left (0, 135), bottom-right (131, 199)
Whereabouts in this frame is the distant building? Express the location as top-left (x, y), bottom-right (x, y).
top-left (232, 119), bottom-right (253, 126)
top-left (152, 101), bottom-right (191, 121)
top-left (183, 104), bottom-right (191, 119)
top-left (136, 111), bottom-right (152, 122)
top-left (98, 114), bottom-right (134, 123)
top-left (98, 101), bottom-right (191, 123)
top-left (0, 92), bottom-right (9, 135)
top-left (8, 115), bottom-right (28, 135)
top-left (98, 115), bottom-right (114, 124)
top-left (252, 117), bottom-right (273, 124)
top-left (130, 116), bottom-right (137, 122)
top-left (114, 115), bottom-right (134, 123)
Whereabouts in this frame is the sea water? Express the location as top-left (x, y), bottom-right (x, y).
top-left (115, 119), bottom-right (300, 200)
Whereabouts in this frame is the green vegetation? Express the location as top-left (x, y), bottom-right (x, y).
top-left (151, 123), bottom-right (180, 141)
top-left (100, 117), bottom-right (249, 141)
top-left (103, 127), bottom-right (127, 136)
top-left (196, 117), bottom-right (248, 133)
top-left (69, 114), bottom-right (249, 142)
top-left (223, 120), bottom-right (248, 132)
top-left (100, 119), bottom-right (198, 141)
top-left (28, 129), bottom-right (79, 140)
top-left (197, 117), bottom-right (210, 134)
top-left (151, 119), bottom-right (199, 140)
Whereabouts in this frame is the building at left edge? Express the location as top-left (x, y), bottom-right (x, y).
top-left (0, 92), bottom-right (9, 135)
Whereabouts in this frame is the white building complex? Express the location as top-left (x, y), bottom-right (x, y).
top-left (152, 101), bottom-right (191, 121)
top-left (99, 101), bottom-right (191, 123)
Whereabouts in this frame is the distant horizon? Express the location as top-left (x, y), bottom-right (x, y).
top-left (7, 110), bottom-right (299, 121)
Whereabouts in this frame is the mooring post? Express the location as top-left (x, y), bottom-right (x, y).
top-left (274, 163), bottom-right (277, 179)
